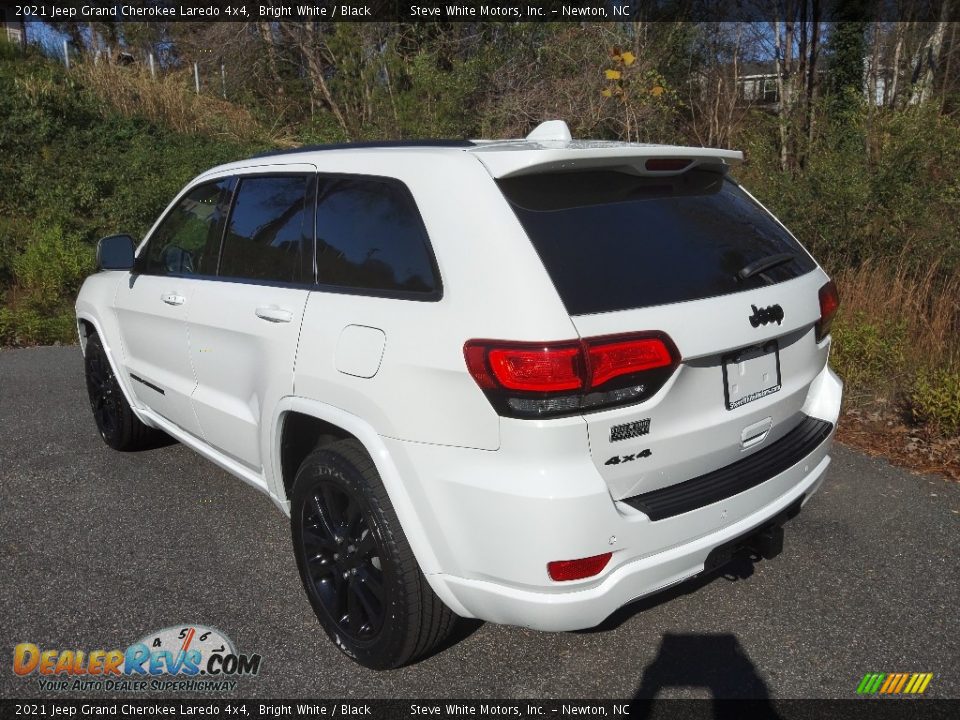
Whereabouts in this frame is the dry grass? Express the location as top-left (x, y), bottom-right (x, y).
top-left (830, 255), bottom-right (960, 476)
top-left (71, 61), bottom-right (293, 146)
top-left (833, 254), bottom-right (960, 368)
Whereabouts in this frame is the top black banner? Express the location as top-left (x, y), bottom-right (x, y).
top-left (9, 0), bottom-right (959, 23)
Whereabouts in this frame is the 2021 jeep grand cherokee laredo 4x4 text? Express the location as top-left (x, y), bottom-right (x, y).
top-left (76, 120), bottom-right (842, 669)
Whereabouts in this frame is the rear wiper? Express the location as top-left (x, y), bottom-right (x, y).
top-left (737, 253), bottom-right (796, 281)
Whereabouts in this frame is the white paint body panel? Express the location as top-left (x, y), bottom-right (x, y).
top-left (187, 280), bottom-right (308, 471)
top-left (112, 273), bottom-right (203, 437)
top-left (76, 134), bottom-right (842, 632)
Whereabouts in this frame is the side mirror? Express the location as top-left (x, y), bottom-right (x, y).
top-left (96, 234), bottom-right (136, 271)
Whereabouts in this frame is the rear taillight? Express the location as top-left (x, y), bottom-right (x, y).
top-left (816, 281), bottom-right (840, 342)
top-left (587, 336), bottom-right (675, 387)
top-left (547, 553), bottom-right (612, 582)
top-left (487, 344), bottom-right (582, 392)
top-left (464, 332), bottom-right (679, 419)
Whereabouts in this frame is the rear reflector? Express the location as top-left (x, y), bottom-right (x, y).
top-left (548, 553), bottom-right (612, 582)
top-left (816, 280), bottom-right (840, 342)
top-left (464, 333), bottom-right (679, 419)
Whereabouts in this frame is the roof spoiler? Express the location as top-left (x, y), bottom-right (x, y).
top-left (470, 119), bottom-right (743, 178)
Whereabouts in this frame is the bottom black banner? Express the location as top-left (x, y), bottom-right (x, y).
top-left (0, 699), bottom-right (957, 720)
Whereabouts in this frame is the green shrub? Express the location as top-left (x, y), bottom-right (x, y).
top-left (12, 225), bottom-right (93, 308)
top-left (0, 305), bottom-right (76, 346)
top-left (830, 311), bottom-right (909, 395)
top-left (0, 50), bottom-right (260, 242)
top-left (0, 215), bottom-right (32, 286)
top-left (909, 369), bottom-right (960, 437)
top-left (0, 49), bottom-right (261, 350)
top-left (737, 104), bottom-right (960, 277)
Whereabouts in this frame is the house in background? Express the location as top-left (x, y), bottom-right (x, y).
top-left (738, 62), bottom-right (782, 106)
top-left (0, 8), bottom-right (27, 49)
top-left (736, 59), bottom-right (894, 108)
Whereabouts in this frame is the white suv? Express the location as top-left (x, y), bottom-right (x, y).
top-left (76, 120), bottom-right (842, 669)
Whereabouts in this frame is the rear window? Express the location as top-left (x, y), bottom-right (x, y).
top-left (498, 168), bottom-right (816, 315)
top-left (314, 177), bottom-right (440, 297)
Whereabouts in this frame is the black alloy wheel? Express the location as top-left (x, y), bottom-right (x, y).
top-left (290, 439), bottom-right (456, 669)
top-left (85, 341), bottom-right (121, 441)
top-left (83, 333), bottom-right (162, 451)
top-left (299, 480), bottom-right (385, 642)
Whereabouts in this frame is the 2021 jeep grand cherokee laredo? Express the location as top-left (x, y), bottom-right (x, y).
top-left (76, 120), bottom-right (842, 669)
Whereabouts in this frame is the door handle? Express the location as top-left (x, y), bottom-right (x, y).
top-left (255, 306), bottom-right (293, 323)
top-left (161, 293), bottom-right (185, 306)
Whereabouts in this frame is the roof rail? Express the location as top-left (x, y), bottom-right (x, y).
top-left (248, 139), bottom-right (475, 160)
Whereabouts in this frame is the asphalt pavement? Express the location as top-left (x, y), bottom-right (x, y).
top-left (1, 346), bottom-right (957, 700)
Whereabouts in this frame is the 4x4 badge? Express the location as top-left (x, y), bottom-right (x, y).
top-left (749, 304), bottom-right (784, 327)
top-left (605, 449), bottom-right (652, 466)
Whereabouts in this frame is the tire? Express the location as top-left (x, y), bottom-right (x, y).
top-left (83, 333), bottom-right (160, 451)
top-left (290, 439), bottom-right (456, 669)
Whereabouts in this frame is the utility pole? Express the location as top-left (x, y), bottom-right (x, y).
top-left (193, 62), bottom-right (200, 94)
top-left (63, 39), bottom-right (70, 70)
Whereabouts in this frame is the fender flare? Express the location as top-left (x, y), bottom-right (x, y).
top-left (75, 311), bottom-right (156, 429)
top-left (269, 396), bottom-right (471, 617)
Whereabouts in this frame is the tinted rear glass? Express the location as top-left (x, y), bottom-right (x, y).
top-left (314, 177), bottom-right (439, 296)
top-left (498, 168), bottom-right (816, 315)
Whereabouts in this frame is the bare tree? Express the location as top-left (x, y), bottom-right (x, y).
top-left (772, 8), bottom-right (797, 170)
top-left (762, 2), bottom-right (823, 170)
top-left (686, 23), bottom-right (752, 148)
top-left (286, 23), bottom-right (351, 137)
top-left (910, 2), bottom-right (953, 105)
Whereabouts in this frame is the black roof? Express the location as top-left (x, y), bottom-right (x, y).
top-left (249, 139), bottom-right (475, 160)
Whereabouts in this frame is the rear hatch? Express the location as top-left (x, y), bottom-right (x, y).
top-left (484, 151), bottom-right (831, 501)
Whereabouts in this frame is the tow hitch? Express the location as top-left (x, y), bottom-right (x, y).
top-left (702, 496), bottom-right (802, 573)
top-left (750, 525), bottom-right (784, 559)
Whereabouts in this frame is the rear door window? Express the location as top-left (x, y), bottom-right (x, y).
top-left (314, 177), bottom-right (440, 298)
top-left (498, 168), bottom-right (816, 315)
top-left (218, 175), bottom-right (313, 284)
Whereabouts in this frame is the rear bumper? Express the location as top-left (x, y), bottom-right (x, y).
top-left (435, 450), bottom-right (830, 631)
top-left (385, 365), bottom-right (842, 631)
top-left (622, 415), bottom-right (833, 521)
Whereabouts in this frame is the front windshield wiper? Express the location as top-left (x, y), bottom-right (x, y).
top-left (737, 253), bottom-right (796, 281)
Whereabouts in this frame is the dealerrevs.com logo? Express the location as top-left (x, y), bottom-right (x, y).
top-left (13, 625), bottom-right (261, 693)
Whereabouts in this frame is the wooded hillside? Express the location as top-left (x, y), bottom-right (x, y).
top-left (1, 18), bottom-right (957, 468)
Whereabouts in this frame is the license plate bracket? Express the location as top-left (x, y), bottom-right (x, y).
top-left (722, 340), bottom-right (781, 410)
